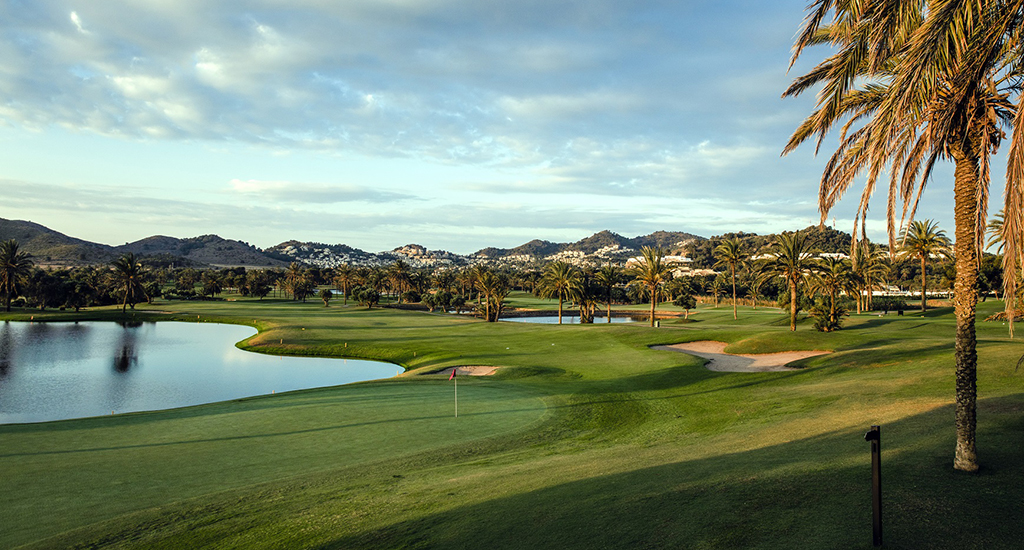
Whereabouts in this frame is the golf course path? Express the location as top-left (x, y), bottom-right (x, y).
top-left (652, 341), bottom-right (828, 372)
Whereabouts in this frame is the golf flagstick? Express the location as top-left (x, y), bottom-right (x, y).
top-left (450, 367), bottom-right (458, 418)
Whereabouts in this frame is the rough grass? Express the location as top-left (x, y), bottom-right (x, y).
top-left (2, 296), bottom-right (1023, 549)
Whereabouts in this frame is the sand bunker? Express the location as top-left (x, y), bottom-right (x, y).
top-left (652, 341), bottom-right (828, 372)
top-left (435, 366), bottom-right (501, 377)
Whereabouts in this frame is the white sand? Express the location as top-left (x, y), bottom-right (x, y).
top-left (652, 341), bottom-right (828, 372)
top-left (435, 366), bottom-right (501, 376)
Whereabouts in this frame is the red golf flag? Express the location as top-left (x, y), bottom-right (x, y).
top-left (449, 368), bottom-right (456, 380)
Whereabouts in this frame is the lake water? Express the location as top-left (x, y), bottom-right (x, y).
top-left (0, 321), bottom-right (398, 424)
top-left (502, 315), bottom-right (640, 324)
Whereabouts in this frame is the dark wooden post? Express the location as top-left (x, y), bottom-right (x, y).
top-left (864, 425), bottom-right (882, 547)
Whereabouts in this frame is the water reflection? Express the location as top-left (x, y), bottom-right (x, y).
top-left (112, 326), bottom-right (139, 374)
top-left (0, 322), bottom-right (13, 379)
top-left (0, 321), bottom-right (396, 424)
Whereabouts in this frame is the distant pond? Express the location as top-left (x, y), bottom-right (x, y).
top-left (0, 321), bottom-right (398, 424)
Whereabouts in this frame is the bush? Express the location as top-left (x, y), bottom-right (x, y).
top-left (809, 300), bottom-right (848, 332)
top-left (401, 290), bottom-right (421, 304)
top-left (872, 296), bottom-right (908, 313)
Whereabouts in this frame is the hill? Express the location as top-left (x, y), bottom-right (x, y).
top-left (0, 218), bottom-right (116, 265)
top-left (119, 234), bottom-right (286, 267)
top-left (475, 230), bottom-right (705, 259)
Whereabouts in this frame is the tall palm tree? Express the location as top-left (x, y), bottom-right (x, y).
top-left (0, 240), bottom-right (32, 312)
top-left (539, 261), bottom-right (581, 324)
top-left (388, 260), bottom-right (412, 303)
top-left (767, 233), bottom-right (815, 332)
top-left (474, 269), bottom-right (504, 322)
top-left (333, 265), bottom-right (356, 305)
top-left (784, 1), bottom-right (1022, 471)
top-left (851, 240), bottom-right (890, 313)
top-left (900, 220), bottom-right (951, 312)
top-left (594, 263), bottom-right (622, 323)
top-left (630, 246), bottom-right (670, 327)
top-left (111, 253), bottom-right (148, 313)
top-left (713, 238), bottom-right (748, 319)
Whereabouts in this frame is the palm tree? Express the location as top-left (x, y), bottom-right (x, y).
top-left (594, 263), bottom-right (622, 323)
top-left (630, 246), bottom-right (670, 327)
top-left (744, 263), bottom-right (770, 310)
top-left (713, 238), bottom-right (748, 319)
top-left (110, 253), bottom-right (148, 313)
top-left (474, 269), bottom-right (501, 322)
top-left (571, 272), bottom-right (602, 324)
top-left (851, 241), bottom-right (890, 313)
top-left (333, 265), bottom-right (356, 305)
top-left (767, 233), bottom-right (815, 332)
top-left (808, 255), bottom-right (855, 330)
top-left (784, 2), bottom-right (1022, 471)
top-left (900, 220), bottom-right (951, 312)
top-left (0, 240), bottom-right (32, 312)
top-left (539, 261), bottom-right (581, 324)
top-left (388, 260), bottom-right (412, 304)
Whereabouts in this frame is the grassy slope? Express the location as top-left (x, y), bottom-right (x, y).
top-left (2, 297), bottom-right (1023, 549)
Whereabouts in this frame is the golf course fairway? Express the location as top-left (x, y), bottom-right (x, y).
top-left (2, 296), bottom-right (1024, 549)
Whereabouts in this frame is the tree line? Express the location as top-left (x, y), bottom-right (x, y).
top-left (3, 218), bottom-right (1005, 330)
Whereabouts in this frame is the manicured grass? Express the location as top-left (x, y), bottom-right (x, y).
top-left (2, 298), bottom-right (1023, 549)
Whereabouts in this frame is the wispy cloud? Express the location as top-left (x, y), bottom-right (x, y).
top-left (227, 179), bottom-right (416, 204)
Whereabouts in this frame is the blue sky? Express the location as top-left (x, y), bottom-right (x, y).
top-left (0, 0), bottom-right (975, 253)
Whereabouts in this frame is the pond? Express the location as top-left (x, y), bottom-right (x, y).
top-left (0, 321), bottom-right (398, 424)
top-left (502, 315), bottom-right (641, 324)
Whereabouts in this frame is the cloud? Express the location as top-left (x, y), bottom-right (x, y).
top-left (227, 179), bottom-right (415, 204)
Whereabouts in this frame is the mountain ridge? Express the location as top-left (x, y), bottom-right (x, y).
top-left (0, 217), bottom-right (709, 268)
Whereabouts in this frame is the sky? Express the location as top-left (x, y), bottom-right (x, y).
top-left (0, 0), bottom-right (984, 254)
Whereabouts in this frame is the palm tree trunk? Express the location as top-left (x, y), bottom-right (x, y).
top-left (951, 143), bottom-right (981, 472)
top-left (789, 280), bottom-right (797, 331)
top-left (558, 297), bottom-right (563, 325)
top-left (921, 255), bottom-right (928, 312)
top-left (602, 286), bottom-right (610, 321)
top-left (731, 266), bottom-right (737, 320)
top-left (649, 284), bottom-right (656, 327)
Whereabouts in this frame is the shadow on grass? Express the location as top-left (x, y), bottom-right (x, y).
top-left (306, 395), bottom-right (1024, 550)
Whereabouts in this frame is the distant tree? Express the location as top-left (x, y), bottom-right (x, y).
top-left (292, 277), bottom-right (315, 303)
top-left (539, 261), bottom-right (582, 324)
top-left (808, 256), bottom-right (854, 331)
top-left (744, 264), bottom-right (771, 310)
top-left (319, 288), bottom-right (332, 307)
top-left (672, 277), bottom-right (697, 319)
top-left (451, 294), bottom-right (467, 315)
top-left (767, 232), bottom-right (816, 331)
top-left (0, 240), bottom-right (32, 312)
top-left (200, 272), bottom-right (222, 298)
top-left (630, 246), bottom-right (670, 327)
top-left (388, 260), bottom-right (412, 303)
top-left (899, 220), bottom-right (951, 312)
top-left (356, 287), bottom-right (380, 309)
top-left (709, 274), bottom-right (727, 308)
top-left (594, 263), bottom-right (622, 323)
top-left (474, 270), bottom-right (509, 322)
top-left (571, 273), bottom-right (602, 324)
top-left (850, 241), bottom-right (890, 313)
top-left (713, 238), bottom-right (748, 319)
top-left (246, 270), bottom-right (272, 300)
top-left (25, 269), bottom-right (66, 310)
top-left (143, 281), bottom-right (162, 304)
